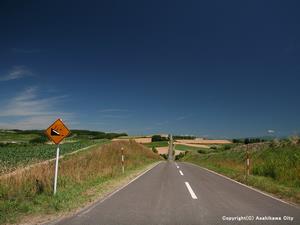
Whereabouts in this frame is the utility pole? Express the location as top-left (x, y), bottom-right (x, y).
top-left (168, 134), bottom-right (173, 160)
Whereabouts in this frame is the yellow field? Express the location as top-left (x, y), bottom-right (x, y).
top-left (176, 139), bottom-right (231, 145)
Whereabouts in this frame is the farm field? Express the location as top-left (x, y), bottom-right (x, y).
top-left (0, 130), bottom-right (41, 143)
top-left (176, 139), bottom-right (231, 145)
top-left (113, 137), bottom-right (152, 143)
top-left (0, 139), bottom-right (109, 175)
top-left (143, 141), bottom-right (168, 148)
top-left (174, 144), bottom-right (210, 152)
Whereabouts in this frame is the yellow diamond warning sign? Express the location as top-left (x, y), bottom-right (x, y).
top-left (45, 119), bottom-right (70, 144)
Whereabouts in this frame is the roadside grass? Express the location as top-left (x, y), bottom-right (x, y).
top-left (0, 139), bottom-right (109, 175)
top-left (143, 141), bottom-right (169, 148)
top-left (0, 141), bottom-right (160, 224)
top-left (181, 142), bottom-right (300, 204)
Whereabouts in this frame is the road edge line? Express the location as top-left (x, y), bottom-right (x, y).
top-left (181, 162), bottom-right (300, 209)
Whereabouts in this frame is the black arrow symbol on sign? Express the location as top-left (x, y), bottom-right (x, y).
top-left (51, 128), bottom-right (60, 136)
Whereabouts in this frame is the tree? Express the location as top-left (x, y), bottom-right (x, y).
top-left (151, 135), bottom-right (167, 142)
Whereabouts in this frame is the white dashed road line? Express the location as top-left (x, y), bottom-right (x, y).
top-left (179, 170), bottom-right (184, 176)
top-left (185, 182), bottom-right (198, 199)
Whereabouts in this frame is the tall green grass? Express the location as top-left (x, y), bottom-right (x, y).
top-left (181, 141), bottom-right (300, 204)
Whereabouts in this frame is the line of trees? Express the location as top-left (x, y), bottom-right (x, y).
top-left (151, 135), bottom-right (168, 142)
top-left (232, 138), bottom-right (266, 144)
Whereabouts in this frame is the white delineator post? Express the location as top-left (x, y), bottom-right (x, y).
top-left (53, 144), bottom-right (60, 195)
top-left (246, 144), bottom-right (250, 178)
top-left (121, 147), bottom-right (125, 174)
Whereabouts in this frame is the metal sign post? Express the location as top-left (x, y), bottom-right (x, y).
top-left (53, 144), bottom-right (60, 195)
top-left (45, 118), bottom-right (70, 195)
top-left (121, 147), bottom-right (125, 174)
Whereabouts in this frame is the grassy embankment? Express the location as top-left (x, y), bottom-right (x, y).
top-left (181, 140), bottom-right (300, 204)
top-left (0, 140), bottom-right (161, 224)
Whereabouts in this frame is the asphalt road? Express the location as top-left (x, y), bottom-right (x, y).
top-left (51, 161), bottom-right (300, 225)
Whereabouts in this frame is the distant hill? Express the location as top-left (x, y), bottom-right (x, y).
top-left (0, 129), bottom-right (127, 143)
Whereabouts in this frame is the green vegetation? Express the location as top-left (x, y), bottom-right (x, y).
top-left (0, 130), bottom-right (40, 143)
top-left (152, 147), bottom-right (158, 153)
top-left (160, 154), bottom-right (168, 160)
top-left (0, 141), bottom-right (160, 224)
top-left (0, 140), bottom-right (108, 174)
top-left (151, 135), bottom-right (168, 142)
top-left (0, 129), bottom-right (127, 143)
top-left (144, 141), bottom-right (168, 148)
top-left (181, 140), bottom-right (300, 204)
top-left (0, 129), bottom-right (127, 174)
top-left (175, 144), bottom-right (209, 152)
top-left (68, 130), bottom-right (127, 141)
top-left (175, 151), bottom-right (187, 160)
top-left (173, 135), bottom-right (195, 140)
top-left (232, 137), bottom-right (267, 144)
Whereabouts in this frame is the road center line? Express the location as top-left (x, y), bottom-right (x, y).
top-left (176, 166), bottom-right (179, 169)
top-left (185, 182), bottom-right (198, 199)
top-left (179, 170), bottom-right (184, 176)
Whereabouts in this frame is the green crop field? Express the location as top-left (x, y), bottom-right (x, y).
top-left (175, 144), bottom-right (208, 152)
top-left (143, 141), bottom-right (168, 148)
top-left (0, 129), bottom-right (128, 175)
top-left (0, 131), bottom-right (40, 143)
top-left (0, 139), bottom-right (109, 174)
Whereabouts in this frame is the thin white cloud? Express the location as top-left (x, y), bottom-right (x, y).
top-left (0, 116), bottom-right (69, 130)
top-left (175, 114), bottom-right (192, 121)
top-left (0, 87), bottom-right (68, 117)
top-left (0, 87), bottom-right (73, 129)
top-left (0, 66), bottom-right (33, 81)
top-left (268, 129), bottom-right (275, 134)
top-left (176, 116), bottom-right (187, 121)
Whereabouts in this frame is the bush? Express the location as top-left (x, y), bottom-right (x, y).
top-left (224, 145), bottom-right (232, 150)
top-left (152, 135), bottom-right (168, 142)
top-left (152, 147), bottom-right (158, 153)
top-left (29, 135), bottom-right (48, 144)
top-left (160, 154), bottom-right (168, 160)
top-left (197, 149), bottom-right (207, 154)
top-left (175, 152), bottom-right (185, 160)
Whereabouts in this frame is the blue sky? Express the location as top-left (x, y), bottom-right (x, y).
top-left (0, 0), bottom-right (300, 138)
